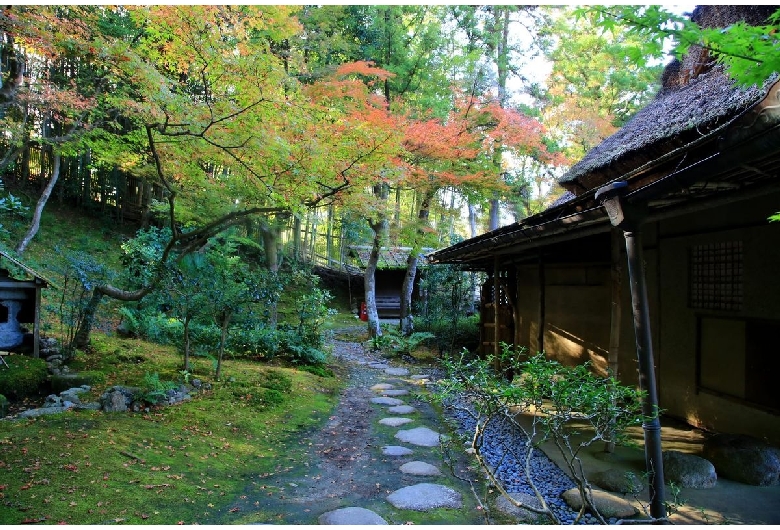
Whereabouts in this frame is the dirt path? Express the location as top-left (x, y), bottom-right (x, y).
top-left (215, 328), bottom-right (495, 525)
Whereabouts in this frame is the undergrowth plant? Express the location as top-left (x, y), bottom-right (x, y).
top-left (433, 344), bottom-right (655, 524)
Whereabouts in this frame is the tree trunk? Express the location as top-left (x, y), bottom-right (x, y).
top-left (365, 183), bottom-right (389, 338)
top-left (183, 313), bottom-right (192, 372)
top-left (293, 214), bottom-right (302, 262)
top-left (261, 222), bottom-right (280, 328)
top-left (468, 201), bottom-right (479, 238)
top-left (16, 151), bottom-right (61, 254)
top-left (400, 188), bottom-right (434, 336)
top-left (399, 251), bottom-right (419, 336)
top-left (215, 311), bottom-right (231, 381)
top-left (489, 197), bottom-right (500, 231)
top-left (73, 288), bottom-right (104, 350)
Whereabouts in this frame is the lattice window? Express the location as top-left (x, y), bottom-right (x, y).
top-left (689, 241), bottom-right (743, 311)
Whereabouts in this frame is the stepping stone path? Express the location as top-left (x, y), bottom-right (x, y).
top-left (325, 356), bottom-right (470, 524)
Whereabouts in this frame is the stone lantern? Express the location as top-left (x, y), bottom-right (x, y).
top-left (0, 251), bottom-right (51, 358)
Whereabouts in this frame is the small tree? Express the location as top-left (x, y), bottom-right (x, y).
top-left (434, 346), bottom-right (654, 524)
top-left (200, 243), bottom-right (253, 381)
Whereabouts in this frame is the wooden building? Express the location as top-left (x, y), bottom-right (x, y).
top-left (348, 246), bottom-right (432, 318)
top-left (430, 6), bottom-right (780, 443)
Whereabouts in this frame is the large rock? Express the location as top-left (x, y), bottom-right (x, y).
top-left (589, 469), bottom-right (644, 494)
top-left (386, 483), bottom-right (462, 511)
top-left (102, 390), bottom-right (128, 412)
top-left (663, 450), bottom-right (717, 489)
top-left (702, 434), bottom-right (780, 486)
top-left (561, 488), bottom-right (637, 519)
top-left (494, 492), bottom-right (545, 523)
top-left (318, 507), bottom-right (387, 525)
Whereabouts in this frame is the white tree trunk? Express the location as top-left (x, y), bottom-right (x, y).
top-left (16, 151), bottom-right (60, 254)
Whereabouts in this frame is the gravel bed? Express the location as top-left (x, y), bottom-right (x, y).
top-left (446, 401), bottom-right (618, 525)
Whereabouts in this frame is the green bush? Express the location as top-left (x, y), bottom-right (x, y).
top-left (141, 372), bottom-right (178, 405)
top-left (0, 356), bottom-right (49, 399)
top-left (0, 393), bottom-right (8, 416)
top-left (415, 314), bottom-right (480, 355)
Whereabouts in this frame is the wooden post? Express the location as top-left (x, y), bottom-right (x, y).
top-left (537, 253), bottom-right (545, 354)
top-left (493, 256), bottom-right (501, 370)
top-left (605, 228), bottom-right (623, 453)
top-left (34, 285), bottom-right (41, 359)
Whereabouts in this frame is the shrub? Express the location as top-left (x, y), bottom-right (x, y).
top-left (0, 355), bottom-right (48, 399)
top-left (141, 372), bottom-right (178, 405)
top-left (0, 393), bottom-right (7, 416)
top-left (412, 315), bottom-right (480, 355)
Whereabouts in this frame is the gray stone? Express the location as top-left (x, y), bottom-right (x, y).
top-left (590, 469), bottom-right (644, 494)
top-left (561, 488), bottom-right (637, 519)
top-left (409, 374), bottom-right (430, 380)
top-left (384, 367), bottom-right (410, 376)
top-left (395, 426), bottom-right (441, 447)
top-left (386, 483), bottom-right (462, 511)
top-left (318, 507), bottom-right (387, 525)
top-left (702, 433), bottom-right (780, 486)
top-left (101, 390), bottom-right (128, 412)
top-left (379, 417), bottom-right (413, 427)
top-left (388, 405), bottom-right (416, 415)
top-left (494, 492), bottom-right (545, 523)
top-left (18, 406), bottom-right (68, 418)
top-left (382, 445), bottom-right (414, 456)
top-left (43, 394), bottom-right (62, 408)
top-left (380, 389), bottom-right (409, 396)
top-left (371, 383), bottom-right (394, 391)
top-left (399, 461), bottom-right (441, 476)
top-left (663, 450), bottom-right (717, 489)
top-left (369, 363), bottom-right (389, 369)
top-left (371, 397), bottom-right (404, 406)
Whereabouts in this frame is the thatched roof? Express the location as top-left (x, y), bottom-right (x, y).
top-left (560, 5), bottom-right (779, 193)
top-left (347, 246), bottom-right (434, 270)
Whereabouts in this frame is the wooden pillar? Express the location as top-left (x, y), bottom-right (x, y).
top-left (537, 253), bottom-right (545, 354)
top-left (33, 285), bottom-right (41, 359)
top-left (605, 228), bottom-right (623, 453)
top-left (493, 256), bottom-right (501, 369)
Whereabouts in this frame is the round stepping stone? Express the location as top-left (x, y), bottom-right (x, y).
top-left (388, 405), bottom-right (416, 415)
top-left (380, 389), bottom-right (409, 396)
top-left (384, 367), bottom-right (410, 376)
top-left (319, 507), bottom-right (388, 525)
top-left (371, 396), bottom-right (404, 406)
top-left (410, 375), bottom-right (430, 380)
top-left (399, 461), bottom-right (441, 476)
top-left (386, 483), bottom-right (462, 511)
top-left (379, 417), bottom-right (414, 427)
top-left (395, 426), bottom-right (441, 447)
top-left (382, 445), bottom-right (414, 456)
top-left (371, 383), bottom-right (395, 391)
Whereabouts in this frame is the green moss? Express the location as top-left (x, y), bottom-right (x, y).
top-left (0, 355), bottom-right (48, 399)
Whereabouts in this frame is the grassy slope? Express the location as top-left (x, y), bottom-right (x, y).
top-left (0, 202), bottom-right (343, 524)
